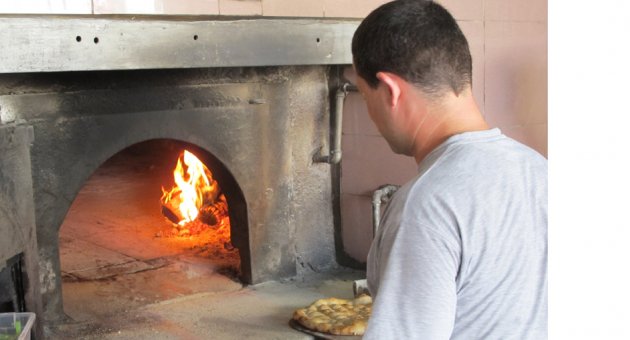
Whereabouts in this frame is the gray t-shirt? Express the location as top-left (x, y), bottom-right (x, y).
top-left (365, 128), bottom-right (547, 339)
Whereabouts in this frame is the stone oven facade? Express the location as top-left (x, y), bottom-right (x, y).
top-left (0, 16), bottom-right (359, 333)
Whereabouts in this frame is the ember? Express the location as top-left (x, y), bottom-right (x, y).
top-left (161, 150), bottom-right (230, 237)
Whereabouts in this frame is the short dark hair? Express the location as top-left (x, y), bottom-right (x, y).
top-left (352, 0), bottom-right (472, 97)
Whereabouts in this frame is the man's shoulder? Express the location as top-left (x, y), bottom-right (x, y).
top-left (430, 133), bottom-right (547, 179)
top-left (403, 134), bottom-right (547, 208)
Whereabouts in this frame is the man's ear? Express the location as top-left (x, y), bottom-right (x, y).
top-left (376, 72), bottom-right (402, 108)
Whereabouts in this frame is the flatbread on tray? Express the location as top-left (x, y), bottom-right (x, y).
top-left (292, 294), bottom-right (372, 336)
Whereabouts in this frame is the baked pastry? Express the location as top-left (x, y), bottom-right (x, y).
top-left (292, 294), bottom-right (372, 335)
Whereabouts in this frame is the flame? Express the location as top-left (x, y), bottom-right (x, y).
top-left (161, 150), bottom-right (219, 225)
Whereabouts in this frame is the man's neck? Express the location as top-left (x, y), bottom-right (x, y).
top-left (410, 89), bottom-right (488, 164)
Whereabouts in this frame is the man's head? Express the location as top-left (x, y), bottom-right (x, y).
top-left (352, 0), bottom-right (472, 98)
top-left (351, 0), bottom-right (478, 158)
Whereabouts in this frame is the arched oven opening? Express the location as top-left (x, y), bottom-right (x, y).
top-left (58, 139), bottom-right (249, 321)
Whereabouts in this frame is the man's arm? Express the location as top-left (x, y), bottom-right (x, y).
top-left (364, 218), bottom-right (460, 339)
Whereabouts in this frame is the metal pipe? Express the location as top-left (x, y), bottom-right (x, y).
top-left (314, 83), bottom-right (357, 164)
top-left (372, 184), bottom-right (400, 235)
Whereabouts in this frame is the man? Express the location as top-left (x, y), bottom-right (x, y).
top-left (351, 1), bottom-right (547, 339)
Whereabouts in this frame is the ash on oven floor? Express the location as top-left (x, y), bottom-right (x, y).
top-left (50, 269), bottom-right (364, 339)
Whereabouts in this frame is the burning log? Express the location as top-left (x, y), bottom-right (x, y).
top-left (199, 199), bottom-right (228, 227)
top-left (159, 149), bottom-right (230, 237)
top-left (161, 203), bottom-right (181, 225)
top-left (161, 194), bottom-right (226, 227)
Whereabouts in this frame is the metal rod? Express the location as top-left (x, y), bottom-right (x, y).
top-left (314, 83), bottom-right (357, 164)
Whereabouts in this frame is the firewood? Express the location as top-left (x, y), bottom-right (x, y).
top-left (199, 200), bottom-right (228, 227)
top-left (202, 187), bottom-right (220, 206)
top-left (161, 202), bottom-right (182, 224)
top-left (161, 188), bottom-right (225, 226)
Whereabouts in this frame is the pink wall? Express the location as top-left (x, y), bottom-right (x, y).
top-left (340, 0), bottom-right (547, 262)
top-left (0, 0), bottom-right (390, 16)
top-left (0, 0), bottom-right (547, 264)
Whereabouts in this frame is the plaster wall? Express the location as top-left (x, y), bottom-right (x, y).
top-left (0, 126), bottom-right (35, 269)
top-left (0, 125), bottom-right (43, 337)
top-left (0, 127), bottom-right (31, 263)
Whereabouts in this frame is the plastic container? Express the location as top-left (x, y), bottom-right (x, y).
top-left (0, 313), bottom-right (36, 340)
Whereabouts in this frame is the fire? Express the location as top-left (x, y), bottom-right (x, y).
top-left (161, 150), bottom-right (225, 227)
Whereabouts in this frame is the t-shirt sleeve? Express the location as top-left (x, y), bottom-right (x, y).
top-left (364, 216), bottom-right (461, 339)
